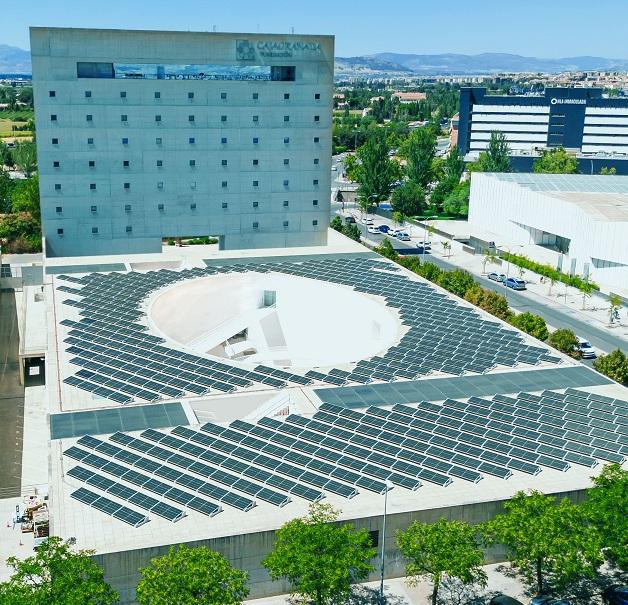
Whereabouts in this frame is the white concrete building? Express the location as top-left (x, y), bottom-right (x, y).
top-left (30, 27), bottom-right (334, 257)
top-left (468, 172), bottom-right (628, 292)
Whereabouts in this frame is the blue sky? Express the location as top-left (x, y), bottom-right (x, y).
top-left (4, 0), bottom-right (628, 58)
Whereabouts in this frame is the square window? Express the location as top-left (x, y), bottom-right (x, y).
top-left (284, 93), bottom-right (290, 100)
top-left (90, 205), bottom-right (97, 212)
top-left (57, 228), bottom-right (63, 235)
top-left (89, 160), bottom-right (95, 167)
top-left (313, 220), bottom-right (318, 226)
top-left (157, 181), bottom-right (164, 189)
top-left (154, 91), bottom-right (161, 99)
top-left (253, 201), bottom-right (259, 208)
top-left (157, 160), bottom-right (163, 167)
top-left (126, 225), bottom-right (132, 233)
top-left (221, 137), bottom-right (227, 144)
top-left (253, 180), bottom-right (259, 187)
top-left (283, 200), bottom-right (289, 207)
top-left (190, 203), bottom-right (197, 210)
top-left (314, 136), bottom-right (320, 143)
top-left (314, 115), bottom-right (320, 122)
top-left (283, 220), bottom-right (289, 227)
top-left (55, 206), bottom-right (62, 213)
top-left (283, 179), bottom-right (289, 186)
top-left (120, 91), bottom-right (127, 98)
top-left (122, 137), bottom-right (128, 145)
top-left (313, 179), bottom-right (319, 185)
top-left (315, 93), bottom-right (320, 99)
top-left (155, 137), bottom-right (162, 145)
top-left (221, 115), bottom-right (227, 122)
top-left (221, 92), bottom-right (227, 99)
top-left (87, 137), bottom-right (94, 145)
top-left (284, 137), bottom-right (290, 144)
top-left (189, 137), bottom-right (195, 144)
top-left (221, 202), bottom-right (228, 209)
top-left (121, 114), bottom-right (127, 122)
top-left (123, 160), bottom-right (129, 167)
top-left (190, 181), bottom-right (196, 189)
top-left (158, 203), bottom-right (164, 210)
top-left (50, 114), bottom-right (57, 121)
top-left (252, 137), bottom-right (259, 144)
top-left (54, 184), bottom-right (61, 191)
top-left (53, 161), bottom-right (60, 168)
top-left (52, 138), bottom-right (59, 145)
top-left (85, 90), bottom-right (92, 98)
top-left (252, 93), bottom-right (259, 100)
top-left (92, 227), bottom-right (98, 234)
top-left (188, 115), bottom-right (195, 122)
top-left (188, 92), bottom-right (194, 99)
top-left (124, 182), bottom-right (130, 189)
top-left (253, 221), bottom-right (259, 229)
top-left (221, 159), bottom-right (228, 166)
top-left (283, 115), bottom-right (289, 122)
top-left (253, 115), bottom-right (259, 122)
top-left (189, 159), bottom-right (196, 167)
top-left (49, 90), bottom-right (56, 98)
top-left (313, 199), bottom-right (319, 206)
top-left (90, 183), bottom-right (96, 190)
top-left (222, 181), bottom-right (228, 188)
top-left (252, 159), bottom-right (259, 166)
top-left (155, 115), bottom-right (162, 122)
top-left (283, 159), bottom-right (289, 165)
top-left (124, 204), bottom-right (131, 212)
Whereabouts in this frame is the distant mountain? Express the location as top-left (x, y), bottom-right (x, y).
top-left (0, 45), bottom-right (31, 74)
top-left (335, 52), bottom-right (628, 77)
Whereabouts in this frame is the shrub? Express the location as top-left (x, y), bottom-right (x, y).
top-left (417, 261), bottom-right (443, 283)
top-left (464, 285), bottom-right (512, 322)
top-left (437, 268), bottom-right (476, 298)
top-left (330, 216), bottom-right (344, 232)
top-left (593, 349), bottom-right (628, 385)
top-left (374, 238), bottom-right (399, 261)
top-left (342, 222), bottom-right (361, 242)
top-left (548, 328), bottom-right (581, 358)
top-left (509, 312), bottom-right (549, 341)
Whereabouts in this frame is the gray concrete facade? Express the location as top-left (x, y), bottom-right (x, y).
top-left (30, 27), bottom-right (334, 257)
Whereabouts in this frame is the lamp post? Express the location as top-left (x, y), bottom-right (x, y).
top-left (379, 480), bottom-right (393, 605)
top-left (422, 215), bottom-right (438, 263)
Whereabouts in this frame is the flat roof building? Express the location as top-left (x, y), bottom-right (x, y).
top-left (30, 27), bottom-right (334, 257)
top-left (391, 91), bottom-right (426, 103)
top-left (458, 87), bottom-right (628, 174)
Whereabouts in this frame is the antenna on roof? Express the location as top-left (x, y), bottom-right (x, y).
top-left (290, 26), bottom-right (294, 34)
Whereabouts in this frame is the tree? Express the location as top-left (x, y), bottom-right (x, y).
top-left (397, 518), bottom-right (487, 605)
top-left (584, 463), bottom-right (628, 568)
top-left (391, 181), bottom-right (426, 220)
top-left (374, 237), bottom-right (400, 261)
top-left (136, 545), bottom-right (248, 605)
top-left (405, 127), bottom-right (437, 187)
top-left (593, 349), bottom-right (628, 385)
top-left (442, 146), bottom-right (464, 183)
top-left (580, 281), bottom-right (594, 310)
top-left (443, 181), bottom-right (470, 217)
top-left (464, 285), bottom-right (512, 322)
top-left (509, 312), bottom-right (549, 341)
top-left (0, 141), bottom-right (15, 168)
top-left (533, 147), bottom-right (578, 174)
top-left (437, 269), bottom-right (476, 298)
top-left (12, 141), bottom-right (37, 178)
top-left (609, 294), bottom-right (622, 324)
top-left (482, 249), bottom-right (498, 274)
top-left (330, 216), bottom-right (344, 232)
top-left (342, 222), bottom-right (361, 242)
top-left (11, 174), bottom-right (41, 222)
top-left (0, 169), bottom-right (15, 213)
top-left (262, 503), bottom-right (375, 605)
top-left (0, 536), bottom-right (119, 605)
top-left (471, 132), bottom-right (512, 173)
top-left (343, 154), bottom-right (359, 182)
top-left (417, 261), bottom-right (443, 282)
top-left (482, 491), bottom-right (603, 594)
top-left (600, 166), bottom-right (617, 175)
top-left (548, 328), bottom-right (580, 357)
top-left (355, 131), bottom-right (401, 212)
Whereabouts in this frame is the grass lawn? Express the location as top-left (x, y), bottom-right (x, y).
top-left (0, 110), bottom-right (33, 122)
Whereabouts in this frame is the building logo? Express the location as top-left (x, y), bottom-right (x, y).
top-left (550, 98), bottom-right (586, 105)
top-left (236, 40), bottom-right (256, 61)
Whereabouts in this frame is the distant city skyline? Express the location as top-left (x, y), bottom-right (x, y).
top-left (3, 0), bottom-right (628, 59)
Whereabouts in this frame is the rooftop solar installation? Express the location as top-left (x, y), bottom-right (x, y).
top-left (57, 256), bottom-right (564, 404)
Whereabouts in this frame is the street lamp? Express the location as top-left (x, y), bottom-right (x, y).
top-left (421, 215), bottom-right (438, 263)
top-left (379, 480), bottom-right (394, 605)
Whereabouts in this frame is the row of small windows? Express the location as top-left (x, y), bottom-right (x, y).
top-left (52, 158), bottom-right (321, 169)
top-left (60, 178), bottom-right (321, 191)
top-left (51, 114), bottom-right (322, 123)
top-left (51, 136), bottom-right (322, 145)
top-left (49, 90), bottom-right (322, 101)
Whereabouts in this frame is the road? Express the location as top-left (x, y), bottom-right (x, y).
top-left (345, 211), bottom-right (626, 358)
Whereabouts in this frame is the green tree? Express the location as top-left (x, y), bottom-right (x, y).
top-left (443, 181), bottom-right (470, 217)
top-left (342, 222), bottom-right (361, 242)
top-left (437, 269), bottom-right (476, 298)
top-left (136, 545), bottom-right (248, 605)
top-left (609, 294), bottom-right (622, 324)
top-left (593, 349), bottom-right (628, 385)
top-left (509, 312), bottom-right (549, 341)
top-left (0, 536), bottom-right (119, 605)
top-left (464, 285), bottom-right (512, 322)
top-left (391, 181), bottom-right (426, 220)
top-left (262, 503), bottom-right (375, 605)
top-left (533, 147), bottom-right (578, 174)
top-left (374, 237), bottom-right (400, 261)
top-left (548, 328), bottom-right (580, 357)
top-left (483, 491), bottom-right (603, 594)
top-left (0, 169), bottom-right (15, 213)
top-left (343, 154), bottom-right (360, 182)
top-left (397, 518), bottom-right (487, 605)
top-left (580, 281), bottom-right (595, 310)
top-left (600, 166), bottom-right (617, 175)
top-left (417, 261), bottom-right (443, 282)
top-left (584, 463), bottom-right (628, 568)
top-left (0, 141), bottom-right (15, 168)
top-left (330, 216), bottom-right (344, 232)
top-left (12, 141), bottom-right (37, 178)
top-left (404, 127), bottom-right (437, 187)
top-left (481, 249), bottom-right (498, 274)
top-left (442, 146), bottom-right (464, 183)
top-left (11, 174), bottom-right (41, 222)
top-left (471, 132), bottom-right (512, 173)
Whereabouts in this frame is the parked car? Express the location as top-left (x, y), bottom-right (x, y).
top-left (331, 166), bottom-right (337, 171)
top-left (577, 337), bottom-right (597, 359)
top-left (396, 232), bottom-right (411, 241)
top-left (344, 216), bottom-right (356, 224)
top-left (603, 585), bottom-right (628, 605)
top-left (504, 277), bottom-right (527, 290)
top-left (367, 225), bottom-right (380, 234)
top-left (490, 596), bottom-right (524, 605)
top-left (378, 225), bottom-right (391, 234)
top-left (361, 216), bottom-right (374, 225)
top-left (488, 272), bottom-right (507, 282)
top-left (390, 229), bottom-right (403, 238)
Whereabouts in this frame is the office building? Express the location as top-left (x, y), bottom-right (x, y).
top-left (458, 87), bottom-right (628, 174)
top-left (30, 27), bottom-right (334, 257)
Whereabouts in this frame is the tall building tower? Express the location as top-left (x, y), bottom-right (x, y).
top-left (30, 28), bottom-right (334, 257)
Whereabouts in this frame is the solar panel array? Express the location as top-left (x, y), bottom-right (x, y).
top-left (63, 388), bottom-right (627, 525)
top-left (57, 257), bottom-right (559, 403)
